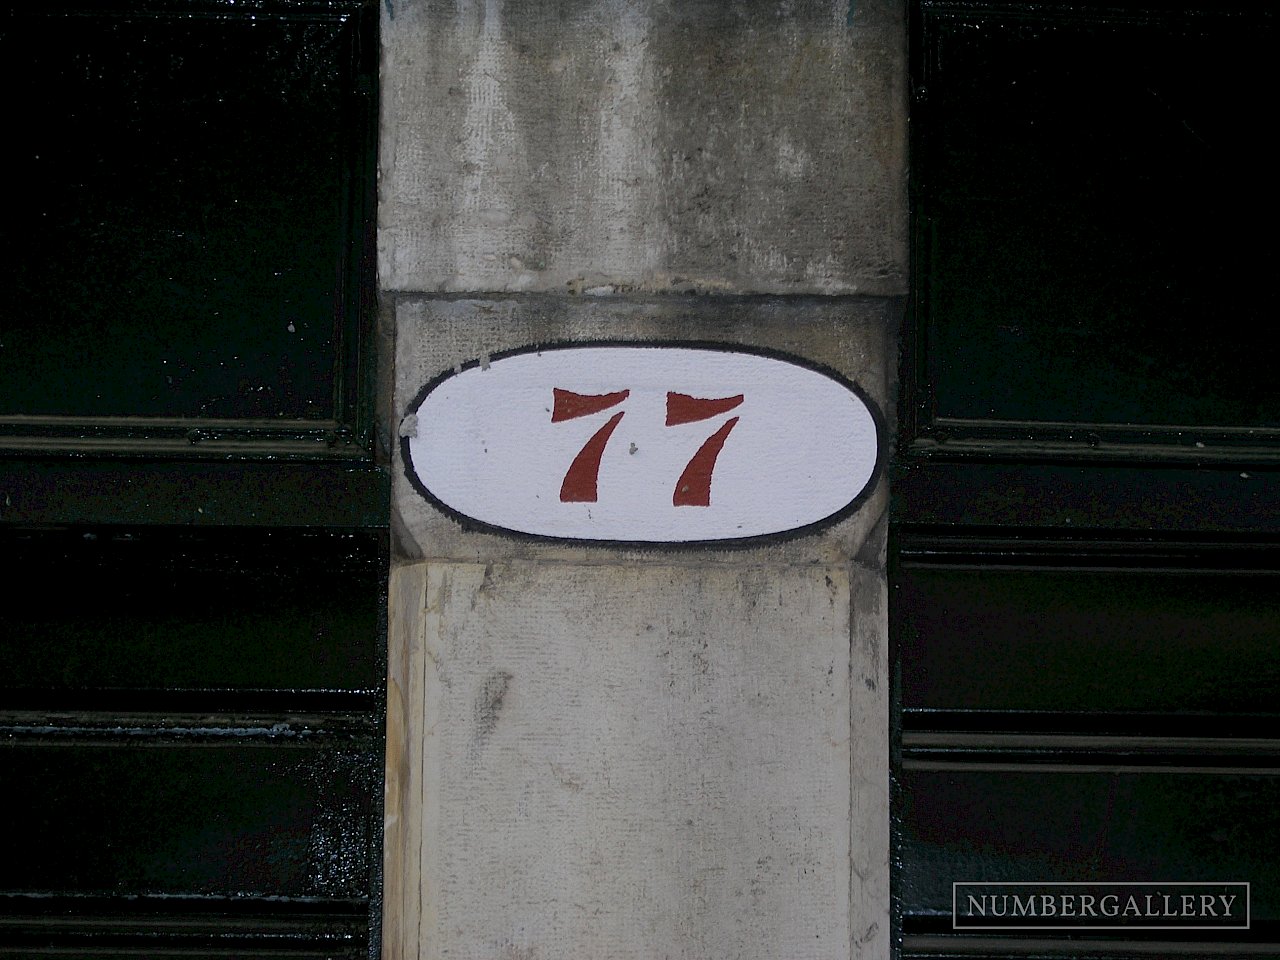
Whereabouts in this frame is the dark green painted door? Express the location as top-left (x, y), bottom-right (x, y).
top-left (0, 2), bottom-right (387, 956)
top-left (896, 2), bottom-right (1279, 956)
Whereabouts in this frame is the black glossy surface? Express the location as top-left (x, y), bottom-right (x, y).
top-left (0, 2), bottom-right (384, 954)
top-left (897, 4), bottom-right (1280, 956)
top-left (0, 528), bottom-right (382, 705)
top-left (892, 461), bottom-right (1280, 533)
top-left (0, 460), bottom-right (390, 528)
top-left (0, 526), bottom-right (388, 954)
top-left (897, 561), bottom-right (1280, 716)
top-left (899, 769), bottom-right (1280, 922)
top-left (0, 738), bottom-right (378, 897)
top-left (911, 1), bottom-right (1277, 445)
top-left (0, 0), bottom-right (374, 433)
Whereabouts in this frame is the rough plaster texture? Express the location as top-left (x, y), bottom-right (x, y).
top-left (379, 0), bottom-right (907, 296)
top-left (407, 560), bottom-right (860, 960)
top-left (390, 294), bottom-right (895, 565)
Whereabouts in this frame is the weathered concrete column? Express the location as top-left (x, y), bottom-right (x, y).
top-left (379, 2), bottom-right (905, 958)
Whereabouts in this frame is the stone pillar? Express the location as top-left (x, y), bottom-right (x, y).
top-left (379, 3), bottom-right (905, 958)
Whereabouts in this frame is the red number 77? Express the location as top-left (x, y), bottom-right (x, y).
top-left (552, 389), bottom-right (743, 506)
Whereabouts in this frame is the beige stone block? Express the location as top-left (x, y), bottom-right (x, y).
top-left (379, 0), bottom-right (907, 296)
top-left (384, 560), bottom-right (883, 960)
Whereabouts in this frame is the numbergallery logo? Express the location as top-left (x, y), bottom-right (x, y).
top-left (953, 882), bottom-right (1250, 930)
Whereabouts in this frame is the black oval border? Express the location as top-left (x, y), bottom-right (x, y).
top-left (400, 339), bottom-right (886, 549)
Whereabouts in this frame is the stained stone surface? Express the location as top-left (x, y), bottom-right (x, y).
top-left (413, 560), bottom-right (857, 960)
top-left (379, 0), bottom-right (907, 296)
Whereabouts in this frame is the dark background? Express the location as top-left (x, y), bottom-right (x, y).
top-left (0, 1), bottom-right (387, 956)
top-left (895, 1), bottom-right (1279, 957)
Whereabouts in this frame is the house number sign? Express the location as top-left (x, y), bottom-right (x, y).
top-left (401, 342), bottom-right (882, 545)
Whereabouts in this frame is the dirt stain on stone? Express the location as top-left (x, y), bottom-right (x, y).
top-left (474, 670), bottom-right (513, 748)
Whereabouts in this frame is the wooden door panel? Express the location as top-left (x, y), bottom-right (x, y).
top-left (897, 543), bottom-right (1280, 717)
top-left (900, 768), bottom-right (1280, 923)
top-left (0, 529), bottom-right (382, 708)
top-left (0, 0), bottom-right (376, 459)
top-left (908, 0), bottom-right (1278, 463)
top-left (0, 2), bottom-right (386, 954)
top-left (898, 2), bottom-right (1278, 955)
top-left (0, 737), bottom-right (379, 898)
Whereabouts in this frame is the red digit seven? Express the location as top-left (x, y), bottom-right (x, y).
top-left (552, 389), bottom-right (744, 506)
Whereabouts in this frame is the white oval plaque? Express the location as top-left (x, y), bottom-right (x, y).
top-left (402, 342), bottom-right (882, 544)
